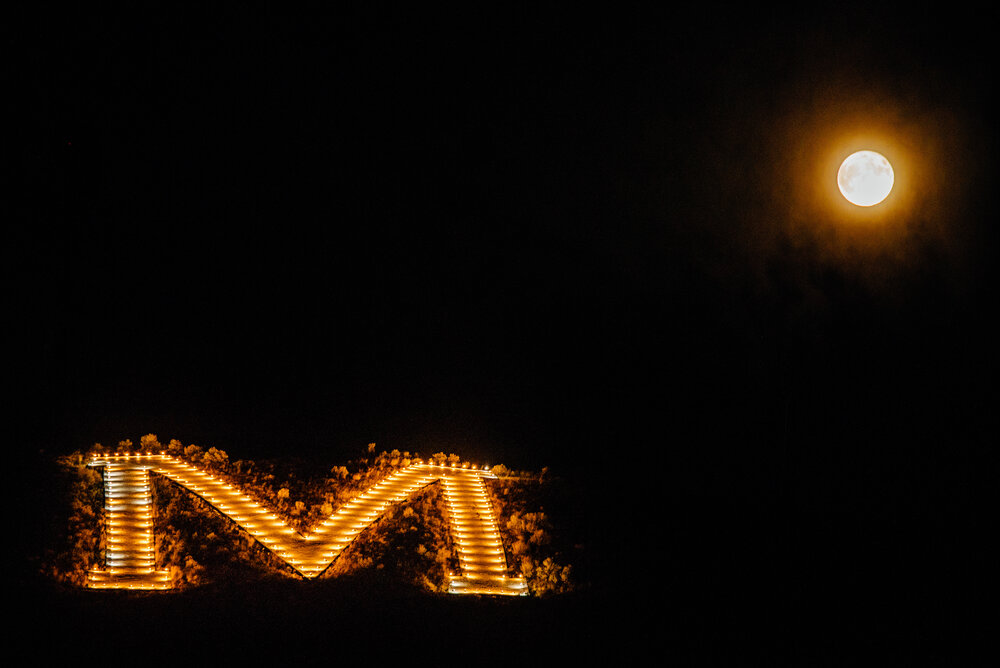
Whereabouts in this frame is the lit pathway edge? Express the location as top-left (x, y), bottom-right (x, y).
top-left (86, 454), bottom-right (528, 595)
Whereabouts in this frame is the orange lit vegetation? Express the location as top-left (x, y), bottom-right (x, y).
top-left (482, 465), bottom-right (574, 597)
top-left (47, 437), bottom-right (573, 596)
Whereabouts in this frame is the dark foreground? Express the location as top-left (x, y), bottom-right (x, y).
top-left (13, 509), bottom-right (985, 665)
top-left (15, 558), bottom-right (983, 666)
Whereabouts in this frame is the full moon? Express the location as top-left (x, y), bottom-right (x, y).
top-left (837, 150), bottom-right (894, 207)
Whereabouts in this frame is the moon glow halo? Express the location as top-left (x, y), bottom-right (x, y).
top-left (838, 150), bottom-right (894, 207)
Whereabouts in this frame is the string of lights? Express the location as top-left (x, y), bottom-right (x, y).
top-left (86, 453), bottom-right (527, 594)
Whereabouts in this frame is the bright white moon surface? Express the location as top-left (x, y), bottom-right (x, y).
top-left (838, 150), bottom-right (894, 206)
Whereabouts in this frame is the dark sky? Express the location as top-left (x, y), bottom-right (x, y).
top-left (11, 5), bottom-right (995, 553)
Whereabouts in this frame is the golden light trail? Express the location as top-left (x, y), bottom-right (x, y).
top-left (86, 454), bottom-right (527, 595)
top-left (86, 462), bottom-right (170, 590)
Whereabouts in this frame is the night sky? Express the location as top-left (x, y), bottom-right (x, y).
top-left (10, 5), bottom-right (996, 652)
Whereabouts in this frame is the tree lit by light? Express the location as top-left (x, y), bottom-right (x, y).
top-left (85, 453), bottom-right (528, 595)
